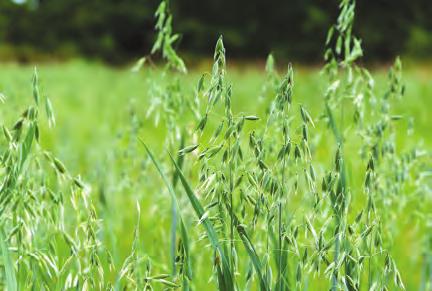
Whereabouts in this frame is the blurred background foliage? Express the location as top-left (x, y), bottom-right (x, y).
top-left (0, 0), bottom-right (431, 64)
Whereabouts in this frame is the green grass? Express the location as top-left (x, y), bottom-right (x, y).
top-left (0, 58), bottom-right (431, 289)
top-left (1, 60), bottom-right (430, 163)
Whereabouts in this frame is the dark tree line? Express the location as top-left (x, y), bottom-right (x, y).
top-left (0, 0), bottom-right (431, 63)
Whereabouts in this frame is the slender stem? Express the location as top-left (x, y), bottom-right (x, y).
top-left (367, 203), bottom-right (372, 290)
top-left (331, 216), bottom-right (342, 291)
top-left (277, 201), bottom-right (282, 289)
top-left (228, 132), bottom-right (234, 273)
top-left (170, 198), bottom-right (177, 275)
top-left (278, 129), bottom-right (288, 290)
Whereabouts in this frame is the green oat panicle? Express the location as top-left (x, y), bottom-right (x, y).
top-left (0, 68), bottom-right (112, 289)
top-left (151, 0), bottom-right (187, 73)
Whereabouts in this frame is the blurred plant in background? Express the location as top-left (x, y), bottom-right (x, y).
top-left (0, 0), bottom-right (431, 63)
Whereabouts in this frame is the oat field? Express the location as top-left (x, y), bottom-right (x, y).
top-left (0, 0), bottom-right (431, 290)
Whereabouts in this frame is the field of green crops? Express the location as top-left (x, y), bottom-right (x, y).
top-left (0, 58), bottom-right (430, 289)
top-left (0, 0), bottom-right (431, 290)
